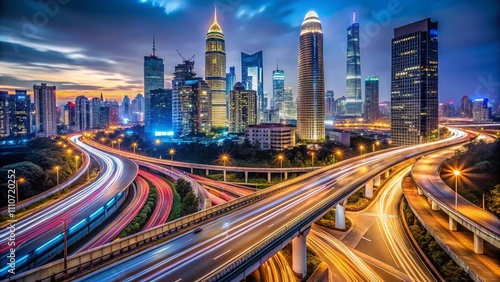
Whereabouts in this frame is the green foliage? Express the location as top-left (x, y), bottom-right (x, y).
top-left (181, 192), bottom-right (199, 216)
top-left (175, 179), bottom-right (191, 199)
top-left (119, 183), bottom-right (157, 238)
top-left (487, 185), bottom-right (500, 217)
top-left (0, 161), bottom-right (45, 202)
top-left (403, 200), bottom-right (472, 281)
top-left (315, 209), bottom-right (352, 231)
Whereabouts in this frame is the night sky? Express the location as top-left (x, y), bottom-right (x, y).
top-left (1, 0), bottom-right (499, 106)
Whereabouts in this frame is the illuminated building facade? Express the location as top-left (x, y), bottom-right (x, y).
top-left (364, 76), bottom-right (379, 122)
top-left (229, 82), bottom-right (257, 133)
top-left (345, 11), bottom-right (362, 117)
top-left (144, 36), bottom-right (164, 135)
top-left (34, 83), bottom-right (58, 137)
top-left (241, 51), bottom-right (264, 115)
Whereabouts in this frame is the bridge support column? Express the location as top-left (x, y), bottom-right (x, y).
top-left (223, 170), bottom-right (227, 182)
top-left (284, 172), bottom-right (288, 180)
top-left (431, 200), bottom-right (440, 211)
top-left (384, 170), bottom-right (390, 179)
top-left (365, 181), bottom-right (374, 199)
top-left (373, 175), bottom-right (381, 187)
top-left (292, 227), bottom-right (310, 279)
top-left (268, 172), bottom-right (271, 183)
top-left (191, 168), bottom-right (193, 174)
top-left (335, 204), bottom-right (346, 229)
top-left (244, 171), bottom-right (248, 183)
top-left (449, 216), bottom-right (457, 231)
top-left (474, 234), bottom-right (484, 254)
top-left (206, 169), bottom-right (209, 176)
top-left (427, 197), bottom-right (432, 204)
top-left (417, 188), bottom-right (423, 195)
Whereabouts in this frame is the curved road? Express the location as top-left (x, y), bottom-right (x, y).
top-left (0, 135), bottom-right (137, 277)
top-left (139, 170), bottom-right (173, 230)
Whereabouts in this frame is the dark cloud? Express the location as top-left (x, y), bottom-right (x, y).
top-left (0, 0), bottom-right (499, 103)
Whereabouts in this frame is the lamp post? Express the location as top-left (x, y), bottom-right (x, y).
top-left (100, 137), bottom-right (105, 144)
top-left (310, 152), bottom-right (315, 168)
top-left (55, 166), bottom-right (60, 186)
top-left (360, 145), bottom-right (364, 155)
top-left (66, 149), bottom-right (72, 157)
top-left (277, 154), bottom-right (284, 182)
top-left (336, 150), bottom-right (342, 162)
top-left (454, 170), bottom-right (460, 211)
top-left (169, 148), bottom-right (175, 171)
top-left (75, 155), bottom-right (80, 172)
top-left (221, 154), bottom-right (229, 182)
top-left (132, 142), bottom-right (137, 154)
top-left (111, 140), bottom-right (116, 149)
top-left (117, 138), bottom-right (122, 150)
top-left (15, 178), bottom-right (24, 203)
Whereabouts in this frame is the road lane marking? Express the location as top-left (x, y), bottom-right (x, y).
top-left (174, 279), bottom-right (182, 282)
top-left (213, 249), bottom-right (231, 260)
top-left (361, 237), bottom-right (371, 242)
top-left (286, 212), bottom-right (292, 216)
top-left (268, 223), bottom-right (274, 227)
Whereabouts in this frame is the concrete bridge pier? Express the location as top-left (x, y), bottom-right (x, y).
top-left (373, 175), bottom-right (381, 187)
top-left (191, 167), bottom-right (193, 174)
top-left (417, 188), bottom-right (423, 195)
top-left (284, 172), bottom-right (288, 180)
top-left (245, 171), bottom-right (248, 183)
top-left (365, 181), bottom-right (374, 198)
top-left (335, 203), bottom-right (346, 229)
top-left (474, 234), bottom-right (484, 254)
top-left (292, 227), bottom-right (311, 278)
top-left (384, 170), bottom-right (390, 179)
top-left (223, 170), bottom-right (227, 182)
top-left (206, 169), bottom-right (209, 176)
top-left (268, 172), bottom-right (271, 183)
top-left (431, 200), bottom-right (440, 211)
top-left (449, 216), bottom-right (457, 231)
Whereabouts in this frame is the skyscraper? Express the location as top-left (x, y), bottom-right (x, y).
top-left (0, 91), bottom-right (9, 137)
top-left (297, 11), bottom-right (325, 141)
top-left (90, 97), bottom-right (101, 129)
top-left (144, 35), bottom-right (164, 134)
top-left (345, 11), bottom-right (362, 117)
top-left (33, 83), bottom-right (57, 137)
top-left (272, 67), bottom-right (285, 115)
top-left (205, 8), bottom-right (226, 129)
top-left (173, 59), bottom-right (196, 135)
top-left (241, 51), bottom-right (264, 116)
top-left (150, 88), bottom-right (173, 136)
top-left (226, 66), bottom-right (236, 119)
top-left (391, 18), bottom-right (438, 146)
top-left (472, 98), bottom-right (490, 122)
top-left (364, 76), bottom-right (379, 122)
top-left (9, 90), bottom-right (31, 136)
top-left (283, 87), bottom-right (296, 120)
top-left (121, 95), bottom-right (130, 122)
top-left (75, 95), bottom-right (91, 131)
top-left (229, 82), bottom-right (257, 133)
top-left (325, 90), bottom-right (335, 120)
top-left (460, 95), bottom-right (472, 118)
top-left (131, 93), bottom-right (144, 123)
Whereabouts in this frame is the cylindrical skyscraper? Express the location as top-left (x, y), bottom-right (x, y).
top-left (205, 8), bottom-right (227, 129)
top-left (297, 11), bottom-right (325, 141)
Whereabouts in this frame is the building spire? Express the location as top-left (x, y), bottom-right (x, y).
top-left (352, 10), bottom-right (356, 23)
top-left (214, 7), bottom-right (218, 24)
top-left (152, 32), bottom-right (156, 56)
top-left (276, 58), bottom-right (279, 70)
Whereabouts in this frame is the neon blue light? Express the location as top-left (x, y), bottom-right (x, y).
top-left (17, 254), bottom-right (28, 263)
top-left (36, 234), bottom-right (63, 252)
top-left (69, 219), bottom-right (86, 232)
top-left (107, 198), bottom-right (115, 207)
top-left (90, 207), bottom-right (104, 218)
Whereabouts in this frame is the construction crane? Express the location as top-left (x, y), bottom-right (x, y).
top-left (176, 49), bottom-right (195, 62)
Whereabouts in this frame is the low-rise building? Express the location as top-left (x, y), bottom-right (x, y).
top-left (245, 123), bottom-right (296, 150)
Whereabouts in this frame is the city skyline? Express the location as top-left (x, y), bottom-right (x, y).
top-left (1, 1), bottom-right (498, 106)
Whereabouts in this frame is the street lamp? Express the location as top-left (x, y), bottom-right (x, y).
top-left (310, 152), bottom-right (315, 168)
top-left (132, 142), bottom-right (138, 154)
top-left (117, 138), bottom-right (122, 150)
top-left (221, 154), bottom-right (230, 182)
top-left (454, 170), bottom-right (460, 211)
top-left (15, 178), bottom-right (24, 203)
top-left (100, 137), bottom-right (105, 143)
top-left (335, 150), bottom-right (342, 162)
top-left (169, 148), bottom-right (175, 171)
top-left (66, 149), bottom-right (72, 156)
top-left (111, 140), bottom-right (116, 149)
top-left (55, 166), bottom-right (60, 186)
top-left (154, 139), bottom-right (161, 146)
top-left (277, 154), bottom-right (284, 182)
top-left (359, 145), bottom-right (364, 155)
top-left (74, 155), bottom-right (80, 172)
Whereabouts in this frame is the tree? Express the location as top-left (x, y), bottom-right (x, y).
top-left (487, 184), bottom-right (500, 216)
top-left (175, 179), bottom-right (192, 199)
top-left (181, 192), bottom-right (199, 216)
top-left (0, 161), bottom-right (46, 204)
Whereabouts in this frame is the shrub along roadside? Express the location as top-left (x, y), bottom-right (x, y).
top-left (402, 199), bottom-right (472, 282)
top-left (119, 181), bottom-right (157, 238)
top-left (281, 244), bottom-right (322, 280)
top-left (315, 209), bottom-right (352, 231)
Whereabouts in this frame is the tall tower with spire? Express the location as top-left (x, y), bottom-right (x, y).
top-left (345, 10), bottom-right (362, 117)
top-left (272, 60), bottom-right (284, 115)
top-left (205, 8), bottom-right (227, 130)
top-left (144, 33), bottom-right (164, 134)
